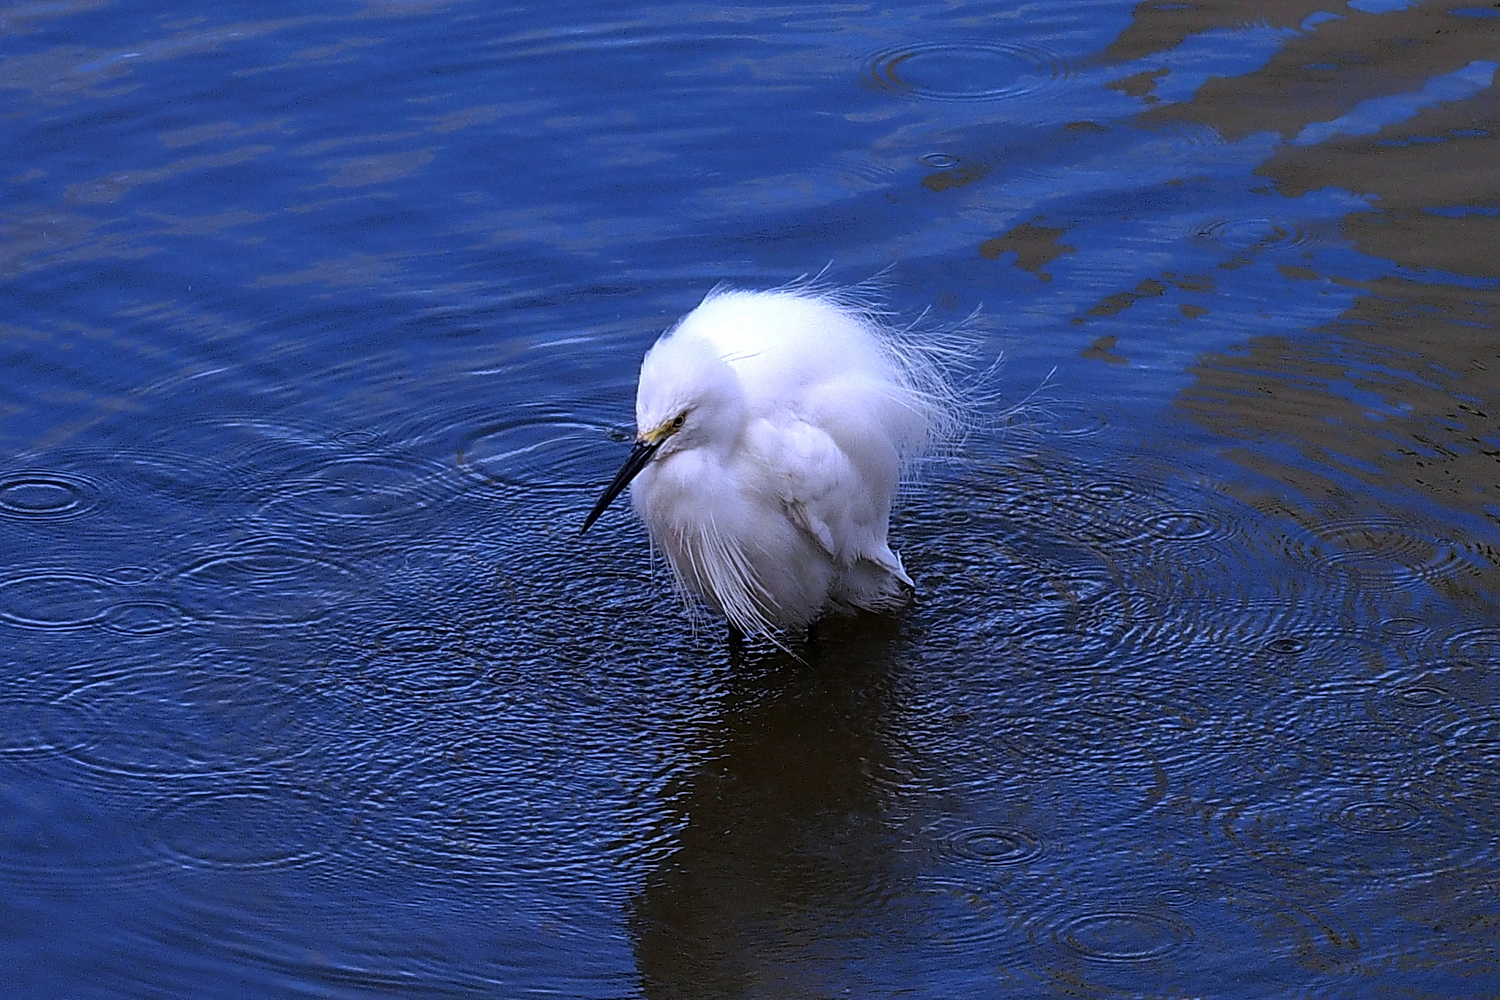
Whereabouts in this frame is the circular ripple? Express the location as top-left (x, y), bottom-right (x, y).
top-left (370, 623), bottom-right (455, 656)
top-left (1221, 793), bottom-right (1473, 875)
top-left (988, 712), bottom-right (1167, 815)
top-left (153, 788), bottom-right (346, 870)
top-left (101, 601), bottom-right (187, 636)
top-left (258, 454), bottom-right (454, 526)
top-left (106, 565), bottom-right (157, 585)
top-left (813, 150), bottom-right (911, 188)
top-left (1380, 616), bottom-right (1429, 638)
top-left (1059, 910), bottom-right (1192, 962)
top-left (0, 785), bottom-right (167, 890)
top-left (0, 572), bottom-right (118, 630)
top-left (1365, 660), bottom-right (1494, 735)
top-left (49, 661), bottom-right (310, 780)
top-left (946, 827), bottom-right (1043, 866)
top-left (1082, 480), bottom-right (1135, 502)
top-left (1003, 597), bottom-right (1134, 670)
top-left (1337, 799), bottom-right (1422, 833)
top-left (332, 428), bottom-right (384, 448)
top-left (1263, 636), bottom-right (1308, 655)
top-left (1151, 887), bottom-right (1194, 909)
top-left (1445, 626), bottom-right (1500, 666)
top-left (1253, 676), bottom-right (1441, 762)
top-left (34, 445), bottom-right (251, 509)
top-left (1195, 217), bottom-right (1316, 252)
top-left (345, 642), bottom-right (493, 707)
top-left (1142, 510), bottom-right (1215, 541)
top-left (1076, 689), bottom-right (1207, 731)
top-left (1185, 597), bottom-right (1342, 652)
top-left (458, 410), bottom-right (623, 490)
top-left (0, 471), bottom-right (99, 521)
top-left (863, 41), bottom-right (1077, 102)
top-left (897, 879), bottom-right (1025, 957)
top-left (3, 448), bottom-right (253, 553)
top-left (1034, 400), bottom-right (1110, 437)
top-left (1435, 712), bottom-right (1500, 828)
top-left (354, 772), bottom-right (621, 885)
top-left (1394, 683), bottom-right (1448, 708)
top-left (999, 474), bottom-right (1140, 544)
top-left (1097, 506), bottom-right (1240, 572)
top-left (175, 540), bottom-right (354, 626)
top-left (0, 700), bottom-right (86, 757)
top-left (919, 152), bottom-right (958, 168)
top-left (1136, 120), bottom-right (1227, 149)
top-left (1309, 519), bottom-right (1461, 589)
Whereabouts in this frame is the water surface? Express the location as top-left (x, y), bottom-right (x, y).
top-left (2, 0), bottom-right (1498, 996)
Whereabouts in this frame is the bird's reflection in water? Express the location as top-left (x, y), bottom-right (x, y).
top-left (631, 616), bottom-right (914, 1000)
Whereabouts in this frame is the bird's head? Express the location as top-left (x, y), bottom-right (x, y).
top-left (581, 329), bottom-right (745, 534)
top-left (634, 331), bottom-right (745, 455)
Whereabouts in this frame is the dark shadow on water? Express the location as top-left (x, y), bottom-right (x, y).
top-left (630, 614), bottom-right (912, 1000)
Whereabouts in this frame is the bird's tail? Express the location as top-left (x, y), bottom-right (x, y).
top-left (834, 546), bottom-right (915, 614)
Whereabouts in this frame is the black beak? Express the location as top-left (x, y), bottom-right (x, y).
top-left (581, 438), bottom-right (662, 534)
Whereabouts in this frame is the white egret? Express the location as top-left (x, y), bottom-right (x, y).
top-left (581, 282), bottom-right (968, 641)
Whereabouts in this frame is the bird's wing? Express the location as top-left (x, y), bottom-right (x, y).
top-left (747, 417), bottom-right (869, 563)
top-left (786, 493), bottom-right (838, 559)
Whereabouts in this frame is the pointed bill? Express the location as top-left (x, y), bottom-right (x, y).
top-left (580, 438), bottom-right (662, 534)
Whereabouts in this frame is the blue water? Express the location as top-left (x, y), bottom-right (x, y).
top-left (3, 0), bottom-right (1498, 997)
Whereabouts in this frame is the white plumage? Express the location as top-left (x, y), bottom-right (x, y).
top-left (582, 283), bottom-right (963, 640)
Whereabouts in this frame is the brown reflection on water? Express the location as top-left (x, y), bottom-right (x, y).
top-left (1111, 1), bottom-right (1500, 560)
top-left (979, 220), bottom-right (1075, 281)
top-left (1107, 0), bottom-right (1318, 65)
top-left (1181, 281), bottom-right (1500, 537)
top-left (1267, 85), bottom-right (1500, 278)
top-left (1119, 2), bottom-right (1498, 138)
top-left (1128, 1), bottom-right (1500, 278)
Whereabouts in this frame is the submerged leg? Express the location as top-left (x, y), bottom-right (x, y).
top-left (727, 622), bottom-right (746, 661)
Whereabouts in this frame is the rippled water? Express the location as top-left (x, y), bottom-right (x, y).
top-left (3, 0), bottom-right (1498, 996)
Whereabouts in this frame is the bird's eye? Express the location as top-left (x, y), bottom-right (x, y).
top-left (671, 412), bottom-right (686, 430)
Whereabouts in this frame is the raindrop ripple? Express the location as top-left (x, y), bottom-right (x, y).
top-left (863, 40), bottom-right (1078, 103)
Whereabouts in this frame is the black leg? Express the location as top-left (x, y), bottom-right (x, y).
top-left (804, 617), bottom-right (821, 660)
top-left (727, 622), bottom-right (746, 662)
